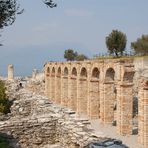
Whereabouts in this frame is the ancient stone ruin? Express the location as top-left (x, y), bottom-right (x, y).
top-left (44, 58), bottom-right (148, 147)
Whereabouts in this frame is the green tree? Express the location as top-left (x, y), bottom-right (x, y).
top-left (106, 30), bottom-right (127, 57)
top-left (0, 0), bottom-right (21, 29)
top-left (0, 80), bottom-right (10, 114)
top-left (75, 54), bottom-right (88, 61)
top-left (131, 35), bottom-right (148, 56)
top-left (64, 49), bottom-right (78, 61)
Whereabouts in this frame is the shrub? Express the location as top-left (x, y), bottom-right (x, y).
top-left (0, 80), bottom-right (10, 114)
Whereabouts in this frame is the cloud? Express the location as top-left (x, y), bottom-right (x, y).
top-left (64, 9), bottom-right (94, 17)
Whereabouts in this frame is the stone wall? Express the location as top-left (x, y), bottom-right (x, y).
top-left (0, 80), bottom-right (107, 148)
top-left (44, 59), bottom-right (135, 136)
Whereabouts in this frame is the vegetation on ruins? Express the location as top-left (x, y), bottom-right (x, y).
top-left (106, 30), bottom-right (127, 57)
top-left (0, 80), bottom-right (10, 114)
top-left (64, 49), bottom-right (88, 61)
top-left (64, 49), bottom-right (78, 61)
top-left (131, 34), bottom-right (148, 56)
top-left (75, 54), bottom-right (88, 61)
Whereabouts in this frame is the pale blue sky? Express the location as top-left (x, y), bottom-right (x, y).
top-left (0, 0), bottom-right (148, 76)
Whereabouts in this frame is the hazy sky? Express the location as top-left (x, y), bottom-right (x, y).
top-left (0, 0), bottom-right (148, 76)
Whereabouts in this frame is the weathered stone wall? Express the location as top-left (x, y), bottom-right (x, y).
top-left (0, 80), bottom-right (107, 148)
top-left (45, 59), bottom-right (135, 136)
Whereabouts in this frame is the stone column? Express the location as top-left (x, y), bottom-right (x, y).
top-left (55, 75), bottom-right (61, 104)
top-left (45, 72), bottom-right (50, 98)
top-left (89, 79), bottom-right (100, 119)
top-left (138, 79), bottom-right (148, 147)
top-left (69, 76), bottom-right (77, 111)
top-left (103, 82), bottom-right (115, 124)
top-left (77, 78), bottom-right (88, 115)
top-left (50, 74), bottom-right (55, 101)
top-left (117, 82), bottom-right (133, 135)
top-left (99, 82), bottom-right (104, 122)
top-left (8, 64), bottom-right (14, 80)
top-left (61, 76), bottom-right (68, 107)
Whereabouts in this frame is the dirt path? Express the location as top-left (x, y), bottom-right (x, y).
top-left (90, 119), bottom-right (144, 148)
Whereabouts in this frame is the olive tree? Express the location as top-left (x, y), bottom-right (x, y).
top-left (131, 34), bottom-right (148, 56)
top-left (106, 30), bottom-right (127, 57)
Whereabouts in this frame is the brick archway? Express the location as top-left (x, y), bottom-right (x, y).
top-left (69, 67), bottom-right (77, 111)
top-left (78, 67), bottom-right (88, 115)
top-left (55, 67), bottom-right (61, 104)
top-left (61, 67), bottom-right (69, 106)
top-left (89, 67), bottom-right (100, 119)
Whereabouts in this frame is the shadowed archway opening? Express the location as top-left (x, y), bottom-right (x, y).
top-left (80, 67), bottom-right (87, 77)
top-left (72, 67), bottom-right (77, 76)
top-left (105, 68), bottom-right (115, 82)
top-left (46, 67), bottom-right (50, 76)
top-left (103, 67), bottom-right (116, 124)
top-left (89, 67), bottom-right (100, 119)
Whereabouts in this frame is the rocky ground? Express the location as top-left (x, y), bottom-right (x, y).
top-left (0, 79), bottom-right (107, 148)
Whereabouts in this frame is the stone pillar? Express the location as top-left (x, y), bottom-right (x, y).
top-left (69, 76), bottom-right (77, 111)
top-left (61, 76), bottom-right (68, 106)
top-left (8, 64), bottom-right (14, 80)
top-left (103, 82), bottom-right (115, 124)
top-left (117, 82), bottom-right (133, 135)
top-left (89, 79), bottom-right (100, 119)
top-left (50, 74), bottom-right (55, 101)
top-left (45, 72), bottom-right (50, 98)
top-left (55, 75), bottom-right (61, 104)
top-left (99, 82), bottom-right (104, 122)
top-left (77, 78), bottom-right (88, 115)
top-left (138, 79), bottom-right (148, 147)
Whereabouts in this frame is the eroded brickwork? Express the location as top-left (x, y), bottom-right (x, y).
top-left (45, 59), bottom-right (135, 137)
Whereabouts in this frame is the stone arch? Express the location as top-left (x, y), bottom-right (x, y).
top-left (92, 67), bottom-right (100, 79)
top-left (62, 67), bottom-right (69, 106)
top-left (78, 67), bottom-right (88, 115)
top-left (55, 67), bottom-right (62, 104)
top-left (64, 67), bottom-right (68, 76)
top-left (123, 72), bottom-right (134, 83)
top-left (105, 68), bottom-right (115, 82)
top-left (80, 67), bottom-right (87, 77)
top-left (51, 67), bottom-right (55, 76)
top-left (89, 67), bottom-right (100, 119)
top-left (70, 67), bottom-right (78, 111)
top-left (57, 67), bottom-right (61, 76)
top-left (103, 67), bottom-right (116, 124)
top-left (46, 67), bottom-right (50, 74)
top-left (72, 67), bottom-right (77, 76)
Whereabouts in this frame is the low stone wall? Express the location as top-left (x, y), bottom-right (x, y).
top-left (0, 80), bottom-right (107, 148)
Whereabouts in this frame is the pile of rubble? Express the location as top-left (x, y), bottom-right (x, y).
top-left (0, 79), bottom-right (107, 148)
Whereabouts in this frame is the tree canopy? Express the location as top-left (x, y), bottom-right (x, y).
top-left (64, 49), bottom-right (88, 61)
top-left (106, 30), bottom-right (127, 57)
top-left (75, 54), bottom-right (88, 61)
top-left (131, 34), bottom-right (148, 56)
top-left (64, 49), bottom-right (78, 61)
top-left (0, 0), bottom-right (20, 29)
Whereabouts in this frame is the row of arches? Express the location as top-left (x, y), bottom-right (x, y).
top-left (45, 61), bottom-right (134, 136)
top-left (47, 66), bottom-right (115, 81)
